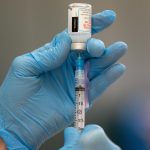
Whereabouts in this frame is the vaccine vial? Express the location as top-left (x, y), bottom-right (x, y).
top-left (68, 3), bottom-right (92, 51)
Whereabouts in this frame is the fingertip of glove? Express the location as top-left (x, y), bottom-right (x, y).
top-left (101, 10), bottom-right (117, 23)
top-left (108, 41), bottom-right (128, 57)
top-left (107, 64), bottom-right (126, 80)
top-left (87, 38), bottom-right (105, 57)
top-left (115, 41), bottom-right (128, 51)
top-left (118, 63), bottom-right (127, 71)
top-left (92, 10), bottom-right (117, 34)
top-left (84, 124), bottom-right (104, 133)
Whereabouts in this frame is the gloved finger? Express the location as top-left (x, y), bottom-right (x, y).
top-left (89, 64), bottom-right (126, 104)
top-left (88, 42), bottom-right (128, 81)
top-left (31, 31), bottom-right (72, 74)
top-left (80, 124), bottom-right (121, 150)
top-left (11, 31), bottom-right (71, 76)
top-left (64, 127), bottom-right (80, 146)
top-left (81, 124), bottom-right (105, 135)
top-left (86, 38), bottom-right (105, 57)
top-left (92, 10), bottom-right (116, 34)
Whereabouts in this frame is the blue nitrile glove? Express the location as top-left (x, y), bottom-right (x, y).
top-left (0, 10), bottom-right (128, 150)
top-left (60, 125), bottom-right (121, 150)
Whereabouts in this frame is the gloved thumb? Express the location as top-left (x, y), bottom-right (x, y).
top-left (11, 31), bottom-right (71, 77)
top-left (63, 127), bottom-right (80, 146)
top-left (80, 125), bottom-right (121, 150)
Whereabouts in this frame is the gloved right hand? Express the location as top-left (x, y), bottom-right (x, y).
top-left (60, 125), bottom-right (121, 150)
top-left (0, 10), bottom-right (127, 150)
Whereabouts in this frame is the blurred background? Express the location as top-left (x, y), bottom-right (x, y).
top-left (0, 0), bottom-right (150, 149)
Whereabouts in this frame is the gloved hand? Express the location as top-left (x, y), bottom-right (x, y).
top-left (60, 125), bottom-right (121, 150)
top-left (0, 10), bottom-right (127, 150)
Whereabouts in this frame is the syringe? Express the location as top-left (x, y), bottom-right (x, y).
top-left (68, 3), bottom-right (92, 130)
top-left (74, 53), bottom-right (86, 130)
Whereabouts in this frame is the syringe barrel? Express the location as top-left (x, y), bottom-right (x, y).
top-left (75, 86), bottom-right (85, 130)
top-left (68, 3), bottom-right (92, 51)
top-left (74, 56), bottom-right (86, 130)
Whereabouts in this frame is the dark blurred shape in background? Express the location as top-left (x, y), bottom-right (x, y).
top-left (109, 87), bottom-right (150, 150)
top-left (0, 0), bottom-right (150, 150)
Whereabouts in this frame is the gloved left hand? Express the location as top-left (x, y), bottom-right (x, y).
top-left (0, 10), bottom-right (127, 150)
top-left (60, 125), bottom-right (121, 150)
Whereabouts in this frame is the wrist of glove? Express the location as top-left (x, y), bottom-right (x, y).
top-left (60, 125), bottom-right (121, 150)
top-left (0, 119), bottom-right (29, 150)
top-left (0, 128), bottom-right (28, 150)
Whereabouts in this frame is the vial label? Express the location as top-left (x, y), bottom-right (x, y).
top-left (68, 4), bottom-right (92, 34)
top-left (78, 8), bottom-right (91, 32)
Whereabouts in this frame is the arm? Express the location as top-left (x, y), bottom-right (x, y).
top-left (0, 139), bottom-right (6, 150)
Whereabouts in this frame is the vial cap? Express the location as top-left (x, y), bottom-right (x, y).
top-left (71, 43), bottom-right (86, 51)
